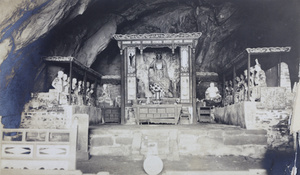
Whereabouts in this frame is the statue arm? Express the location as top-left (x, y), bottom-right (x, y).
top-left (149, 60), bottom-right (155, 69)
top-left (52, 78), bottom-right (58, 88)
top-left (162, 60), bottom-right (169, 78)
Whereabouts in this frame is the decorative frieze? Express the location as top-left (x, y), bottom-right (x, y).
top-left (246, 47), bottom-right (291, 54)
top-left (113, 32), bottom-right (202, 40)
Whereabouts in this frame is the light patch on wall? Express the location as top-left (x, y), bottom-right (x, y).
top-left (0, 38), bottom-right (12, 66)
top-left (5, 68), bottom-right (15, 87)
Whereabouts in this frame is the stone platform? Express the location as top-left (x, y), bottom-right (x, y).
top-left (89, 124), bottom-right (268, 160)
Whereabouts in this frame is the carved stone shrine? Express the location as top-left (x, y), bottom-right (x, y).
top-left (114, 32), bottom-right (202, 124)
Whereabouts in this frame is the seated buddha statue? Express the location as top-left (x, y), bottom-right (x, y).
top-left (205, 82), bottom-right (222, 104)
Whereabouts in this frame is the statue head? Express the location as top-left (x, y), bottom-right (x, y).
top-left (63, 74), bottom-right (68, 81)
top-left (91, 83), bottom-right (95, 89)
top-left (78, 80), bottom-right (82, 85)
top-left (156, 53), bottom-right (162, 60)
top-left (103, 84), bottom-right (108, 90)
top-left (240, 74), bottom-right (244, 80)
top-left (72, 78), bottom-right (77, 84)
top-left (255, 64), bottom-right (261, 71)
top-left (57, 71), bottom-right (64, 78)
top-left (210, 82), bottom-right (215, 87)
top-left (254, 59), bottom-right (261, 71)
top-left (244, 69), bottom-right (247, 76)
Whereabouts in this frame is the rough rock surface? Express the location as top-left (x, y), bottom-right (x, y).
top-left (0, 0), bottom-right (90, 127)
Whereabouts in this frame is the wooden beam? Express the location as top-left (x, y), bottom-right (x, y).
top-left (83, 71), bottom-right (87, 105)
top-left (247, 53), bottom-right (250, 101)
top-left (278, 54), bottom-right (282, 86)
top-left (233, 66), bottom-right (236, 104)
top-left (121, 49), bottom-right (125, 124)
top-left (222, 74), bottom-right (225, 106)
top-left (69, 61), bottom-right (73, 105)
top-left (192, 48), bottom-right (197, 124)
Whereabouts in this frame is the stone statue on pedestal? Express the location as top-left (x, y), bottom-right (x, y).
top-left (51, 71), bottom-right (64, 92)
top-left (71, 78), bottom-right (78, 105)
top-left (62, 74), bottom-right (70, 93)
top-left (254, 59), bottom-right (267, 87)
top-left (126, 108), bottom-right (136, 125)
top-left (250, 59), bottom-right (267, 101)
top-left (87, 83), bottom-right (95, 106)
top-left (59, 74), bottom-right (69, 105)
top-left (234, 76), bottom-right (240, 103)
top-left (148, 53), bottom-right (172, 98)
top-left (98, 84), bottom-right (113, 107)
top-left (205, 82), bottom-right (221, 105)
top-left (77, 80), bottom-right (84, 105)
top-left (239, 74), bottom-right (246, 101)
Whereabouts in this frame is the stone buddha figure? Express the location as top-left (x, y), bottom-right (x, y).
top-left (250, 59), bottom-right (266, 101)
top-left (51, 71), bottom-right (64, 92)
top-left (239, 74), bottom-right (246, 101)
top-left (87, 83), bottom-right (95, 106)
top-left (71, 78), bottom-right (78, 105)
top-left (77, 80), bottom-right (83, 105)
top-left (205, 82), bottom-right (221, 103)
top-left (254, 59), bottom-right (267, 87)
top-left (62, 74), bottom-right (70, 93)
top-left (98, 84), bottom-right (113, 107)
top-left (234, 76), bottom-right (241, 102)
top-left (148, 53), bottom-right (172, 98)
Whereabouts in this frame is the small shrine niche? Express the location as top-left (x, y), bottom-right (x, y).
top-left (221, 47), bottom-right (292, 107)
top-left (113, 32), bottom-right (202, 124)
top-left (135, 48), bottom-right (181, 99)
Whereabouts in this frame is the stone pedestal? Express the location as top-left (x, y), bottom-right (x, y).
top-left (74, 114), bottom-right (90, 160)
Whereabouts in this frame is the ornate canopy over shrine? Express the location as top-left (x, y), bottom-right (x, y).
top-left (44, 56), bottom-right (102, 79)
top-left (223, 47), bottom-right (292, 73)
top-left (113, 32), bottom-right (202, 124)
top-left (113, 32), bottom-right (202, 54)
top-left (246, 47), bottom-right (291, 55)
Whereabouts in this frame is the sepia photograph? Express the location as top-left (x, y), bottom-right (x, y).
top-left (0, 0), bottom-right (299, 175)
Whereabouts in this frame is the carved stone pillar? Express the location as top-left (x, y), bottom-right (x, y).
top-left (180, 46), bottom-right (190, 103)
top-left (126, 47), bottom-right (137, 102)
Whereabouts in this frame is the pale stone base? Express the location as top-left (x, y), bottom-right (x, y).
top-left (89, 125), bottom-right (268, 160)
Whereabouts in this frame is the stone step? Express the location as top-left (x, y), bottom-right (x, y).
top-left (77, 155), bottom-right (268, 175)
top-left (89, 124), bottom-right (268, 160)
top-left (163, 169), bottom-right (267, 175)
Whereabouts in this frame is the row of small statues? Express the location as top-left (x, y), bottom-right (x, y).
top-left (224, 59), bottom-right (266, 105)
top-left (51, 71), bottom-right (97, 106)
top-left (51, 71), bottom-right (119, 107)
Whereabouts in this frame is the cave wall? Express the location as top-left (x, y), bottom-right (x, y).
top-left (0, 0), bottom-right (90, 127)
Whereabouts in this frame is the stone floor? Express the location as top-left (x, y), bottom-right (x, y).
top-left (77, 155), bottom-right (263, 175)
top-left (80, 123), bottom-right (296, 175)
top-left (89, 123), bottom-right (268, 159)
top-left (77, 152), bottom-right (295, 175)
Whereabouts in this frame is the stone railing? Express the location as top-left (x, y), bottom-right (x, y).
top-left (0, 116), bottom-right (79, 174)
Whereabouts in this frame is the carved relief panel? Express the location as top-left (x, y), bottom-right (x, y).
top-left (180, 46), bottom-right (189, 72)
top-left (127, 76), bottom-right (137, 100)
top-left (126, 47), bottom-right (137, 101)
top-left (180, 46), bottom-right (190, 103)
top-left (180, 75), bottom-right (190, 102)
top-left (127, 47), bottom-right (136, 74)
